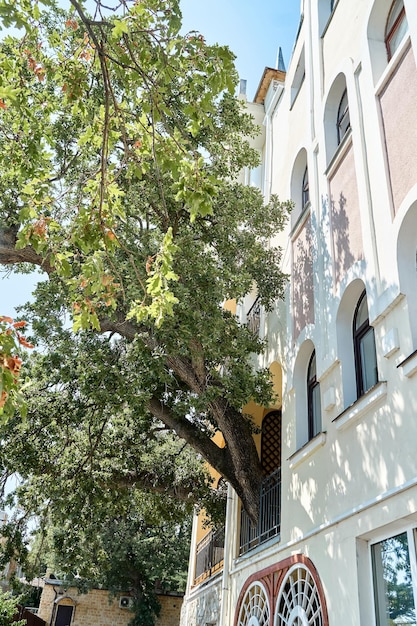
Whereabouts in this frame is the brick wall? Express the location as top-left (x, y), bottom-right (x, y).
top-left (38, 583), bottom-right (183, 626)
top-left (156, 595), bottom-right (183, 626)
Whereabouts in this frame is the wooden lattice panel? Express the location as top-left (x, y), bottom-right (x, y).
top-left (261, 411), bottom-right (282, 476)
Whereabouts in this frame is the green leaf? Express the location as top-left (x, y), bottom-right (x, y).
top-left (112, 19), bottom-right (129, 38)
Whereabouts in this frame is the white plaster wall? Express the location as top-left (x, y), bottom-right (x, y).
top-left (181, 1), bottom-right (417, 623)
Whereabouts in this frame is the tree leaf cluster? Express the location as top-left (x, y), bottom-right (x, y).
top-left (0, 0), bottom-right (291, 531)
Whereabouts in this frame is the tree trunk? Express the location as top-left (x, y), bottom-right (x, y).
top-left (211, 400), bottom-right (264, 525)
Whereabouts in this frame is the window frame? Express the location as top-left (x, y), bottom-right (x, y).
top-left (290, 45), bottom-right (306, 108)
top-left (307, 350), bottom-right (321, 440)
top-left (385, 0), bottom-right (408, 61)
top-left (353, 290), bottom-right (378, 398)
top-left (370, 527), bottom-right (417, 626)
top-left (336, 88), bottom-right (350, 145)
top-left (302, 166), bottom-right (310, 209)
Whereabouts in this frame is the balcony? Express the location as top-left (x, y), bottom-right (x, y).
top-left (239, 467), bottom-right (281, 555)
top-left (194, 527), bottom-right (225, 585)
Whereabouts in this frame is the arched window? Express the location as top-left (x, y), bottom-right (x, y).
top-left (307, 351), bottom-right (321, 439)
top-left (290, 148), bottom-right (309, 227)
top-left (336, 89), bottom-right (350, 145)
top-left (324, 73), bottom-right (349, 162)
top-left (385, 0), bottom-right (408, 61)
top-left (302, 166), bottom-right (309, 208)
top-left (353, 291), bottom-right (378, 397)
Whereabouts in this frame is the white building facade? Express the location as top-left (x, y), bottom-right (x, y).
top-left (181, 1), bottom-right (417, 624)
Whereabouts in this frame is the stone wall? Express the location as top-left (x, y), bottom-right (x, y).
top-left (38, 582), bottom-right (183, 626)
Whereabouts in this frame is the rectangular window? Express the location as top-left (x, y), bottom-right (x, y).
top-left (371, 529), bottom-right (417, 626)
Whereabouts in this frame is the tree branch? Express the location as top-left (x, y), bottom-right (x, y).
top-left (147, 396), bottom-right (232, 478)
top-left (0, 227), bottom-right (53, 274)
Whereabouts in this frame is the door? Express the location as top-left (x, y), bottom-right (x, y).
top-left (54, 605), bottom-right (74, 626)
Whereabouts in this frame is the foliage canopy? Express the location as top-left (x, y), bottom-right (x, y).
top-left (0, 0), bottom-right (291, 535)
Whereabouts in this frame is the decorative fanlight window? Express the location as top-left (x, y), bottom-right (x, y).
top-left (274, 563), bottom-right (324, 626)
top-left (237, 581), bottom-right (270, 626)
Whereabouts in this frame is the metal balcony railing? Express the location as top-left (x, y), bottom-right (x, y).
top-left (194, 526), bottom-right (225, 585)
top-left (239, 467), bottom-right (281, 555)
top-left (247, 296), bottom-right (261, 336)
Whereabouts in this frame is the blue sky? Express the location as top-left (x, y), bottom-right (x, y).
top-left (0, 0), bottom-right (301, 318)
top-left (180, 1), bottom-right (301, 99)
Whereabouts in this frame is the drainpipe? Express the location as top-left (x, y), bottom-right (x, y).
top-left (219, 483), bottom-right (235, 626)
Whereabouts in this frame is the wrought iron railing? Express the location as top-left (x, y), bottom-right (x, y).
top-left (247, 296), bottom-right (261, 336)
top-left (194, 526), bottom-right (225, 585)
top-left (239, 467), bottom-right (281, 555)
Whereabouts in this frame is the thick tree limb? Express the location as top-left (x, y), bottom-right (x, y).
top-left (100, 316), bottom-right (263, 522)
top-left (100, 316), bottom-right (206, 393)
top-left (148, 396), bottom-right (263, 522)
top-left (148, 396), bottom-right (232, 475)
top-left (0, 228), bottom-right (53, 274)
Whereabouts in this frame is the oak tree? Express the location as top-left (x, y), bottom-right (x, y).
top-left (0, 0), bottom-right (291, 524)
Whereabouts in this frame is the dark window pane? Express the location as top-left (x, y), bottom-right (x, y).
top-left (337, 90), bottom-right (350, 144)
top-left (302, 166), bottom-right (309, 208)
top-left (311, 384), bottom-right (322, 438)
top-left (354, 291), bottom-right (378, 397)
top-left (308, 350), bottom-right (316, 380)
top-left (355, 295), bottom-right (369, 330)
top-left (307, 351), bottom-right (321, 440)
top-left (360, 327), bottom-right (378, 392)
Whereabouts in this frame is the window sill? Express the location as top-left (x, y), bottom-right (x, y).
top-left (288, 432), bottom-right (327, 470)
top-left (375, 36), bottom-right (411, 96)
top-left (325, 129), bottom-right (352, 179)
top-left (397, 349), bottom-right (417, 378)
top-left (333, 381), bottom-right (387, 431)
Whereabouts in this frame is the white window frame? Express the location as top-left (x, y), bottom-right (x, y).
top-left (370, 524), bottom-right (417, 626)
